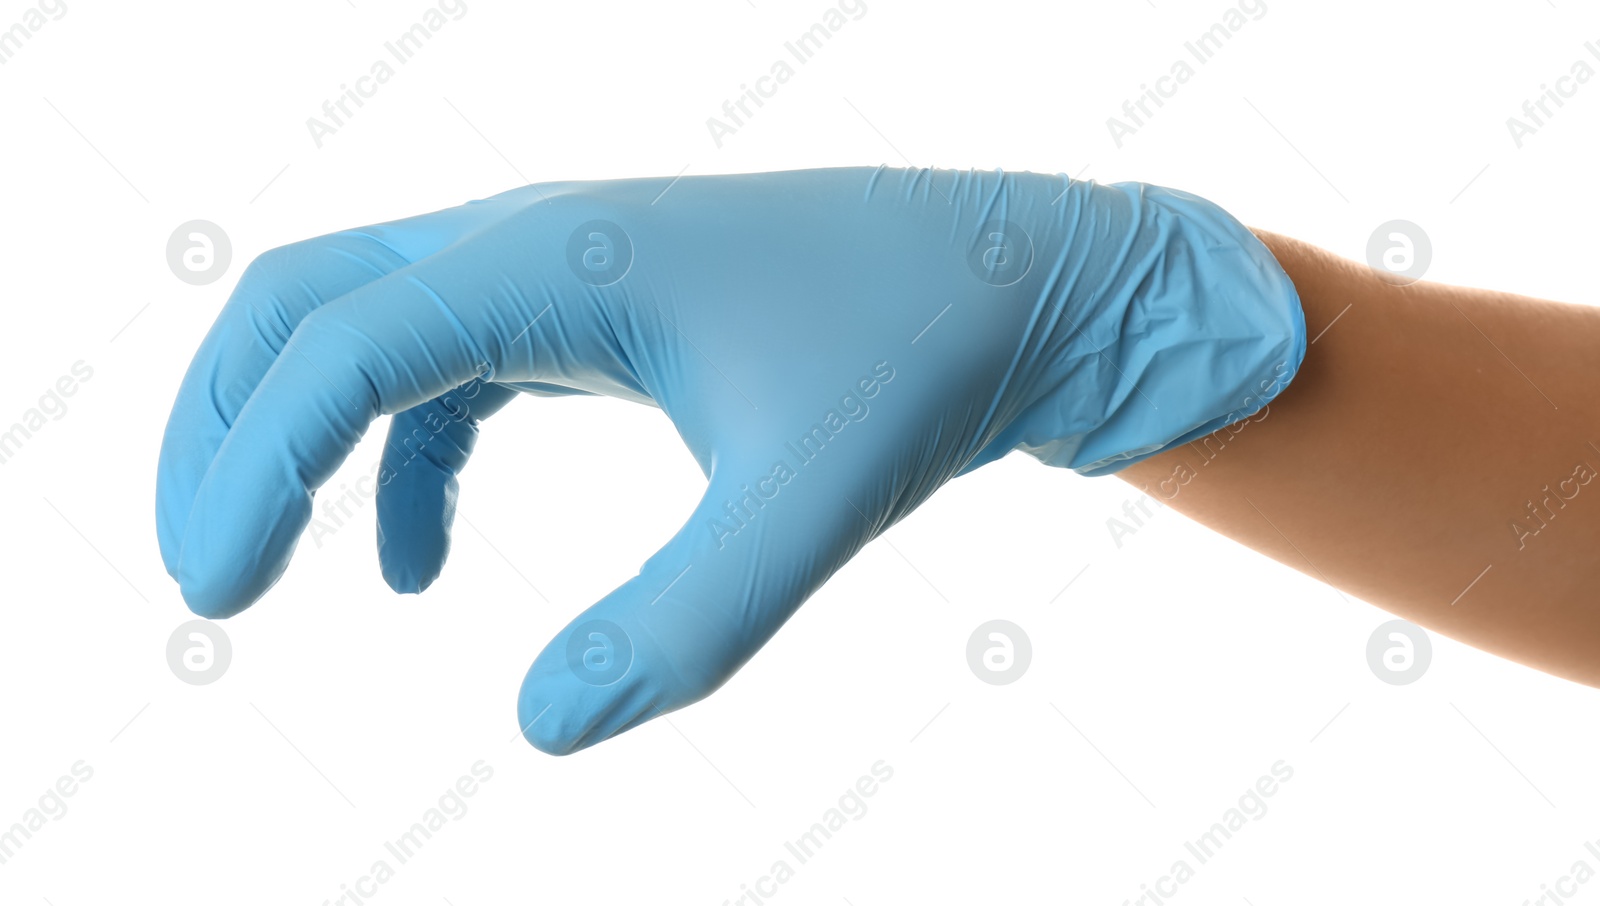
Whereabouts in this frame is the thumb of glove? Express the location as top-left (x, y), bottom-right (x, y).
top-left (515, 423), bottom-right (903, 755)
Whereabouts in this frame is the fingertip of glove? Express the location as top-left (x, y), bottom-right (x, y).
top-left (376, 521), bottom-right (448, 596)
top-left (177, 570), bottom-right (256, 620)
top-left (521, 724), bottom-right (584, 757)
top-left (516, 698), bottom-right (589, 756)
top-left (381, 562), bottom-right (438, 595)
top-left (173, 533), bottom-right (284, 619)
top-left (516, 672), bottom-right (643, 757)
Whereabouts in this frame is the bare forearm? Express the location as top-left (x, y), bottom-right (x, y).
top-left (1118, 229), bottom-right (1600, 686)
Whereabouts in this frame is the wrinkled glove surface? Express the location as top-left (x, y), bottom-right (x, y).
top-left (156, 166), bottom-right (1305, 753)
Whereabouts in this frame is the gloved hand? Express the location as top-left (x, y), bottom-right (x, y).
top-left (156, 166), bottom-right (1305, 754)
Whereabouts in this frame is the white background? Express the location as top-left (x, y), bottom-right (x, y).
top-left (2, 1), bottom-right (1599, 904)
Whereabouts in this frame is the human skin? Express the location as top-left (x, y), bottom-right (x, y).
top-left (1117, 229), bottom-right (1600, 687)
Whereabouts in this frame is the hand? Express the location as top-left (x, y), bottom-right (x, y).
top-left (156, 166), bottom-right (1305, 753)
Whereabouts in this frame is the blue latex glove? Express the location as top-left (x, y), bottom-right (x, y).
top-left (157, 166), bottom-right (1305, 754)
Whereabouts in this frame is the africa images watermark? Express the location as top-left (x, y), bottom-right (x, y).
top-left (1106, 0), bottom-right (1268, 149)
top-left (167, 619), bottom-right (234, 685)
top-left (308, 377), bottom-right (496, 547)
top-left (1507, 450), bottom-right (1598, 551)
top-left (0, 360), bottom-right (94, 468)
top-left (0, 0), bottom-right (67, 66)
top-left (708, 360), bottom-right (895, 550)
top-left (0, 760), bottom-right (94, 867)
top-left (722, 760), bottom-right (894, 906)
top-left (1367, 619), bottom-right (1431, 685)
top-left (967, 620), bottom-right (1032, 685)
top-left (1519, 834), bottom-right (1600, 906)
top-left (306, 0), bottom-right (468, 149)
top-left (1120, 760), bottom-right (1295, 905)
top-left (320, 760), bottom-right (494, 906)
top-left (1105, 359), bottom-right (1294, 549)
top-left (1506, 41), bottom-right (1600, 149)
top-left (706, 0), bottom-right (868, 149)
